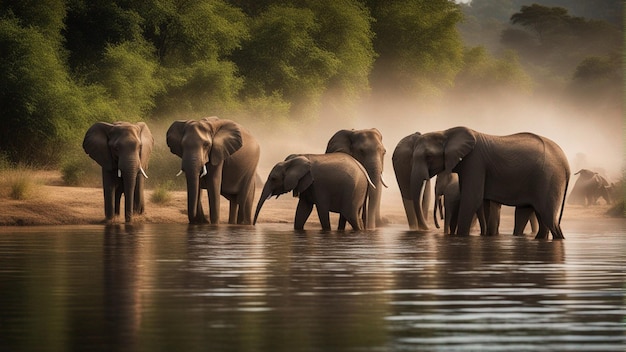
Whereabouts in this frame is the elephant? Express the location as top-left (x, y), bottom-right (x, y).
top-left (395, 126), bottom-right (570, 239)
top-left (568, 169), bottom-right (611, 206)
top-left (326, 128), bottom-right (387, 229)
top-left (253, 153), bottom-right (374, 230)
top-left (433, 170), bottom-right (460, 234)
top-left (166, 117), bottom-right (260, 224)
top-left (433, 171), bottom-right (507, 236)
top-left (83, 121), bottom-right (154, 223)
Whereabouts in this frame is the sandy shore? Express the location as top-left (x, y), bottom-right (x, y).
top-left (0, 170), bottom-right (619, 227)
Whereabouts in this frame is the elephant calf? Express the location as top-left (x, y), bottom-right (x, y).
top-left (254, 153), bottom-right (374, 230)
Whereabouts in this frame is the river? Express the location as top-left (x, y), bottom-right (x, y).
top-left (0, 220), bottom-right (624, 351)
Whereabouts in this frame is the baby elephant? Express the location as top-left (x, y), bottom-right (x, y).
top-left (254, 153), bottom-right (374, 230)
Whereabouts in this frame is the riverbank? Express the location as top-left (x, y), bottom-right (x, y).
top-left (0, 170), bottom-right (620, 227)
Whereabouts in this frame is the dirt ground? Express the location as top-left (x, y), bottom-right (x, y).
top-left (0, 170), bottom-right (620, 227)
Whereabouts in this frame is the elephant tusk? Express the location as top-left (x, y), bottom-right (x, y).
top-left (381, 173), bottom-right (389, 188)
top-left (118, 169), bottom-right (122, 178)
top-left (200, 165), bottom-right (208, 178)
top-left (176, 170), bottom-right (184, 177)
top-left (140, 167), bottom-right (149, 179)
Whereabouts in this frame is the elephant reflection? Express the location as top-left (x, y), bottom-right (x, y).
top-left (83, 121), bottom-right (154, 223)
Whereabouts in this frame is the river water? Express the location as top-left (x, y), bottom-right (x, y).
top-left (0, 220), bottom-right (624, 351)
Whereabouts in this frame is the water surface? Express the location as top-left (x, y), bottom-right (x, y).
top-left (0, 220), bottom-right (624, 351)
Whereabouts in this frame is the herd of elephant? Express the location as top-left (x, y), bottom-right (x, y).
top-left (84, 117), bottom-right (577, 239)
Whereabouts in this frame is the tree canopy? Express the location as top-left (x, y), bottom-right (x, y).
top-left (0, 0), bottom-right (622, 166)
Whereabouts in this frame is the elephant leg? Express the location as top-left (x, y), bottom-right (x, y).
top-left (457, 196), bottom-right (483, 236)
top-left (513, 206), bottom-right (533, 235)
top-left (229, 201), bottom-right (238, 224)
top-left (133, 176), bottom-right (145, 215)
top-left (402, 198), bottom-right (419, 230)
top-left (115, 184), bottom-right (123, 217)
top-left (530, 212), bottom-right (539, 234)
top-left (102, 171), bottom-right (116, 220)
top-left (534, 222), bottom-right (549, 239)
top-left (207, 165), bottom-right (223, 224)
top-left (486, 202), bottom-right (501, 235)
top-left (338, 215), bottom-right (347, 230)
top-left (315, 203), bottom-right (331, 231)
top-left (237, 181), bottom-right (255, 225)
top-left (345, 213), bottom-right (363, 231)
top-left (194, 189), bottom-right (208, 224)
top-left (294, 199), bottom-right (313, 230)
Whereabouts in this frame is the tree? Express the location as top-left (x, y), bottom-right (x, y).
top-left (0, 17), bottom-right (95, 164)
top-left (368, 0), bottom-right (464, 97)
top-left (135, 0), bottom-right (249, 118)
top-left (234, 4), bottom-right (340, 119)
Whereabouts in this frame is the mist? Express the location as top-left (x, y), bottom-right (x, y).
top-left (244, 86), bottom-right (623, 201)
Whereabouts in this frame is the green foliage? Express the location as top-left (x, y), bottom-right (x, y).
top-left (0, 16), bottom-right (90, 165)
top-left (235, 4), bottom-right (340, 119)
top-left (99, 40), bottom-right (162, 118)
top-left (10, 0), bottom-right (617, 167)
top-left (369, 0), bottom-right (464, 97)
top-left (454, 47), bottom-right (532, 95)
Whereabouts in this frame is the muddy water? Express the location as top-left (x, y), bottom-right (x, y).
top-left (0, 220), bottom-right (624, 351)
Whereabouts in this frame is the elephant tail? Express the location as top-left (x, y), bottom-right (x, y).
top-left (558, 175), bottom-right (570, 226)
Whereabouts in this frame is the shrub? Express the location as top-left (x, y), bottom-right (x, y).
top-left (150, 181), bottom-right (173, 205)
top-left (61, 160), bottom-right (85, 186)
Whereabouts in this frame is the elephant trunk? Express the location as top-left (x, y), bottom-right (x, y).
top-left (120, 163), bottom-right (139, 223)
top-left (182, 156), bottom-right (206, 224)
top-left (363, 162), bottom-right (383, 229)
top-left (185, 171), bottom-right (201, 224)
top-left (253, 183), bottom-right (273, 225)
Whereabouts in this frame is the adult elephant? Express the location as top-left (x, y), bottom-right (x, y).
top-left (568, 169), bottom-right (611, 206)
top-left (254, 153), bottom-right (374, 230)
top-left (326, 128), bottom-right (387, 229)
top-left (392, 132), bottom-right (432, 230)
top-left (399, 126), bottom-right (570, 239)
top-left (83, 121), bottom-right (154, 223)
top-left (166, 117), bottom-right (260, 224)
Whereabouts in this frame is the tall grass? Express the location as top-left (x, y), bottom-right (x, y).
top-left (1, 167), bottom-right (40, 200)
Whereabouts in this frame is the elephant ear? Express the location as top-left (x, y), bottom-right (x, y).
top-left (137, 122), bottom-right (154, 169)
top-left (166, 120), bottom-right (188, 158)
top-left (83, 122), bottom-right (114, 170)
top-left (208, 118), bottom-right (243, 166)
top-left (326, 129), bottom-right (354, 154)
top-left (284, 156), bottom-right (313, 196)
top-left (443, 127), bottom-right (476, 172)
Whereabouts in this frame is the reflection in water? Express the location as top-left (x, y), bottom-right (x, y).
top-left (0, 222), bottom-right (624, 351)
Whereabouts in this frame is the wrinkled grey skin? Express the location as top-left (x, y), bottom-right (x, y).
top-left (167, 117), bottom-right (260, 224)
top-left (392, 132), bottom-right (432, 231)
top-left (254, 153), bottom-right (373, 230)
top-left (400, 126), bottom-right (570, 239)
top-left (326, 128), bottom-right (387, 229)
top-left (568, 169), bottom-right (611, 206)
top-left (83, 121), bottom-right (154, 223)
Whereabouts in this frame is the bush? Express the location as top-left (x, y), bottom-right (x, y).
top-left (1, 167), bottom-right (39, 200)
top-left (150, 181), bottom-right (173, 205)
top-left (60, 157), bottom-right (101, 187)
top-left (10, 177), bottom-right (34, 200)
